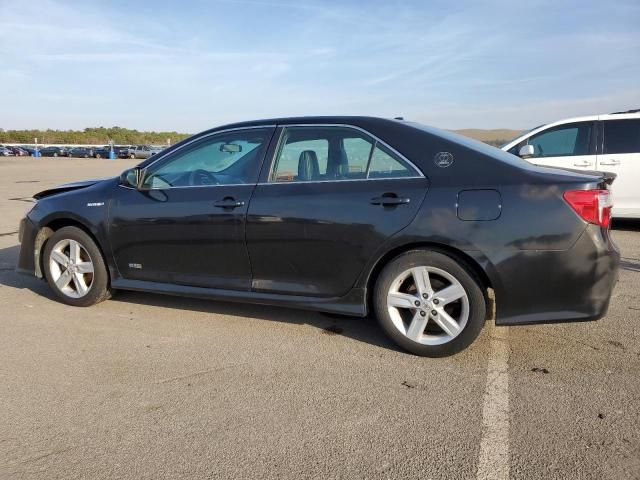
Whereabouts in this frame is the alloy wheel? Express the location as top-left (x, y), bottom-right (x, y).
top-left (48, 239), bottom-right (95, 298)
top-left (386, 266), bottom-right (469, 345)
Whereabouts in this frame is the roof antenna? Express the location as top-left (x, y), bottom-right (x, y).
top-left (394, 116), bottom-right (404, 120)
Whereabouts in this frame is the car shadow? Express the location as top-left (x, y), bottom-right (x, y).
top-left (0, 244), bottom-right (402, 353)
top-left (612, 218), bottom-right (640, 232)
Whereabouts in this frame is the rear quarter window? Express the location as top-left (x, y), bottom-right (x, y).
top-left (603, 119), bottom-right (640, 154)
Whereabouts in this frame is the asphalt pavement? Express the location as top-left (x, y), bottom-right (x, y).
top-left (1, 158), bottom-right (638, 479)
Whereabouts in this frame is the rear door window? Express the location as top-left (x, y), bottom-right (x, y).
top-left (269, 126), bottom-right (418, 182)
top-left (368, 144), bottom-right (415, 178)
top-left (603, 119), bottom-right (640, 154)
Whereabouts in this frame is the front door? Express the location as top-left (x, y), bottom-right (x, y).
top-left (109, 127), bottom-right (275, 290)
top-left (246, 125), bottom-right (428, 297)
top-left (597, 118), bottom-right (640, 217)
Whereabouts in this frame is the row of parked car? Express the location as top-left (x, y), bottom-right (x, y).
top-left (0, 144), bottom-right (165, 159)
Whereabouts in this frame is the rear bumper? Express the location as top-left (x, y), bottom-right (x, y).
top-left (486, 225), bottom-right (620, 325)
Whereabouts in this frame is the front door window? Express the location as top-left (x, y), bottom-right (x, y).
top-left (142, 128), bottom-right (273, 189)
top-left (527, 122), bottom-right (592, 158)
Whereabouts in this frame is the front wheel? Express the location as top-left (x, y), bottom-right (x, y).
top-left (43, 226), bottom-right (111, 307)
top-left (374, 250), bottom-right (486, 357)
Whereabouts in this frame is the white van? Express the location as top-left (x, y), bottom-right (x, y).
top-left (501, 109), bottom-right (640, 218)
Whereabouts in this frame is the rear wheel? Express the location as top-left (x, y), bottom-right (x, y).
top-left (129, 153), bottom-right (135, 159)
top-left (374, 250), bottom-right (486, 357)
top-left (96, 153), bottom-right (102, 159)
top-left (43, 227), bottom-right (111, 307)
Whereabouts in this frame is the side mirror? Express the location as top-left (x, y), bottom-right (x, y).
top-left (518, 144), bottom-right (535, 159)
top-left (120, 167), bottom-right (142, 189)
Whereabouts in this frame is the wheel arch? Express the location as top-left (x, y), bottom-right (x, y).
top-left (364, 241), bottom-right (494, 315)
top-left (35, 217), bottom-right (109, 281)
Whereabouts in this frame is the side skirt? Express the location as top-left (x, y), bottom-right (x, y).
top-left (111, 278), bottom-right (368, 317)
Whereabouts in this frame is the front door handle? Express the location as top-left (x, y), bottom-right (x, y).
top-left (371, 194), bottom-right (411, 206)
top-left (599, 160), bottom-right (621, 166)
top-left (573, 160), bottom-right (593, 167)
top-left (213, 197), bottom-right (245, 209)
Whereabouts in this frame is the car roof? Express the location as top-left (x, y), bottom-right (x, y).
top-left (204, 115), bottom-right (403, 131)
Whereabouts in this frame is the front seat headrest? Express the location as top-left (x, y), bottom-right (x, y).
top-left (298, 150), bottom-right (320, 181)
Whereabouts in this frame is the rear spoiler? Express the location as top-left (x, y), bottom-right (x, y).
top-left (538, 166), bottom-right (617, 186)
top-left (597, 171), bottom-right (616, 186)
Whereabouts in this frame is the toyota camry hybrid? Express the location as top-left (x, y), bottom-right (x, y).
top-left (17, 117), bottom-right (620, 356)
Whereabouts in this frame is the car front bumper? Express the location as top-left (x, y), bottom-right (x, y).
top-left (16, 216), bottom-right (39, 277)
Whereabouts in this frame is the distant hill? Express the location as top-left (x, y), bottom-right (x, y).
top-left (452, 129), bottom-right (523, 147)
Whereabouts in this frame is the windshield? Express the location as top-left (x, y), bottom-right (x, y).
top-left (499, 125), bottom-right (545, 149)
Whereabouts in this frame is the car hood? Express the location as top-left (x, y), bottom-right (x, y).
top-left (33, 178), bottom-right (111, 200)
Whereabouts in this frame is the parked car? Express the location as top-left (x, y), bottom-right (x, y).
top-left (502, 109), bottom-right (640, 218)
top-left (0, 146), bottom-right (12, 156)
top-left (118, 147), bottom-right (136, 158)
top-left (133, 145), bottom-right (164, 159)
top-left (21, 146), bottom-right (37, 156)
top-left (3, 146), bottom-right (28, 156)
top-left (115, 145), bottom-right (136, 158)
top-left (118, 146), bottom-right (137, 159)
top-left (38, 146), bottom-right (65, 157)
top-left (68, 147), bottom-right (94, 158)
top-left (114, 146), bottom-right (132, 156)
top-left (16, 146), bottom-right (30, 156)
top-left (92, 146), bottom-right (113, 159)
top-left (17, 116), bottom-right (620, 357)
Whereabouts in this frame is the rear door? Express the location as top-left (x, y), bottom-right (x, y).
top-left (245, 125), bottom-right (428, 297)
top-left (597, 118), bottom-right (640, 217)
top-left (522, 121), bottom-right (597, 170)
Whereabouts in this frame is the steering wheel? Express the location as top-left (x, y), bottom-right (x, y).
top-left (189, 169), bottom-right (218, 186)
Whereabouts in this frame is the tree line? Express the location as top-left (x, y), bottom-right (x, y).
top-left (0, 127), bottom-right (191, 145)
top-left (0, 126), bottom-right (509, 147)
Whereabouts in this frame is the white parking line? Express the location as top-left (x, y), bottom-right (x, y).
top-left (476, 323), bottom-right (510, 480)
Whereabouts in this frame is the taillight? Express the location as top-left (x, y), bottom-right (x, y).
top-left (563, 189), bottom-right (613, 228)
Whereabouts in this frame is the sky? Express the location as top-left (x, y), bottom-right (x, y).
top-left (1, 0), bottom-right (639, 132)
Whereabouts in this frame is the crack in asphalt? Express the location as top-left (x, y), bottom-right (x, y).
top-left (0, 231), bottom-right (18, 237)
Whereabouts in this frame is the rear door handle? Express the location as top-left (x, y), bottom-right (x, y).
top-left (213, 197), bottom-right (245, 209)
top-left (599, 160), bottom-right (621, 166)
top-left (371, 195), bottom-right (410, 206)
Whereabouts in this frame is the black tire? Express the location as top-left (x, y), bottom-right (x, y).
top-left (42, 226), bottom-right (111, 307)
top-left (96, 154), bottom-right (101, 159)
top-left (129, 153), bottom-right (135, 159)
top-left (373, 250), bottom-right (486, 357)
top-left (53, 153), bottom-right (58, 157)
